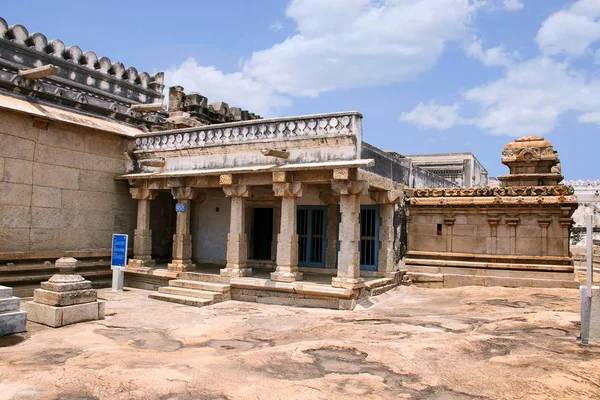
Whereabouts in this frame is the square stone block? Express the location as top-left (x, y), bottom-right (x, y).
top-left (24, 301), bottom-right (105, 328)
top-left (0, 297), bottom-right (20, 313)
top-left (33, 288), bottom-right (97, 307)
top-left (0, 311), bottom-right (27, 336)
top-left (40, 280), bottom-right (92, 292)
top-left (0, 285), bottom-right (13, 299)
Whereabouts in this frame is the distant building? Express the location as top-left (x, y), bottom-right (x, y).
top-left (402, 152), bottom-right (489, 188)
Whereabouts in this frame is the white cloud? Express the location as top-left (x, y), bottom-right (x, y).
top-left (269, 20), bottom-right (283, 32)
top-left (502, 0), bottom-right (523, 10)
top-left (165, 0), bottom-right (484, 115)
top-left (399, 101), bottom-right (472, 130)
top-left (242, 0), bottom-right (476, 97)
top-left (464, 36), bottom-right (519, 66)
top-left (164, 58), bottom-right (291, 117)
top-left (401, 57), bottom-right (600, 135)
top-left (536, 0), bottom-right (600, 57)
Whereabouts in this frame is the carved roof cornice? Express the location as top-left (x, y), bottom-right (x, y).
top-left (0, 17), bottom-right (165, 129)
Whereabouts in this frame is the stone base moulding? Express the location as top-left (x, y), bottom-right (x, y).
top-left (24, 300), bottom-right (105, 328)
top-left (220, 267), bottom-right (253, 278)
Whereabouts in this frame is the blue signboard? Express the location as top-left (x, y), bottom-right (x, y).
top-left (111, 234), bottom-right (128, 269)
top-left (175, 202), bottom-right (186, 213)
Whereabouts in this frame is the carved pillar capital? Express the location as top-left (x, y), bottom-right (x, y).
top-left (129, 187), bottom-right (158, 201)
top-left (171, 187), bottom-right (201, 201)
top-left (223, 185), bottom-right (249, 198)
top-left (273, 182), bottom-right (304, 199)
top-left (331, 180), bottom-right (368, 196)
top-left (369, 189), bottom-right (402, 204)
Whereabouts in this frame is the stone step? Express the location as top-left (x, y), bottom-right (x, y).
top-left (368, 283), bottom-right (398, 297)
top-left (405, 264), bottom-right (573, 280)
top-left (405, 257), bottom-right (572, 272)
top-left (169, 280), bottom-right (230, 293)
top-left (158, 286), bottom-right (228, 301)
top-left (0, 297), bottom-right (20, 314)
top-left (178, 272), bottom-right (230, 284)
top-left (365, 278), bottom-right (393, 289)
top-left (148, 292), bottom-right (212, 307)
top-left (406, 272), bottom-right (579, 289)
top-left (0, 311), bottom-right (27, 336)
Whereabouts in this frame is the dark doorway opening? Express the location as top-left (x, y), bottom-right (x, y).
top-left (150, 191), bottom-right (177, 262)
top-left (252, 208), bottom-right (273, 260)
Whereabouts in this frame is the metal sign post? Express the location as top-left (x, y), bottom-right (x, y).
top-left (111, 234), bottom-right (128, 292)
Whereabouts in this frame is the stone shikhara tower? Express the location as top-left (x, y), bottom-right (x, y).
top-left (405, 136), bottom-right (579, 288)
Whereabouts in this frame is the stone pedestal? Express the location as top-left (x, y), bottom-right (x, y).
top-left (25, 257), bottom-right (105, 328)
top-left (0, 285), bottom-right (27, 336)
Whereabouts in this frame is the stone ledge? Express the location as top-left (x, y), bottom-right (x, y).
top-left (230, 278), bottom-right (355, 299)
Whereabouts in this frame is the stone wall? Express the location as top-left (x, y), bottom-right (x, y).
top-left (360, 143), bottom-right (457, 188)
top-left (0, 108), bottom-right (136, 292)
top-left (407, 206), bottom-right (570, 258)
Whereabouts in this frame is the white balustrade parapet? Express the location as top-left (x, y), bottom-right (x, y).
top-left (134, 111), bottom-right (362, 152)
top-left (564, 179), bottom-right (600, 187)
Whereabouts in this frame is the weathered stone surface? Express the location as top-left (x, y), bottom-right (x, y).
top-left (24, 300), bottom-right (104, 328)
top-left (33, 288), bottom-right (97, 307)
top-left (0, 297), bottom-right (20, 313)
top-left (3, 158), bottom-right (33, 184)
top-left (40, 280), bottom-right (92, 292)
top-left (0, 311), bottom-right (27, 336)
top-left (0, 286), bottom-right (13, 299)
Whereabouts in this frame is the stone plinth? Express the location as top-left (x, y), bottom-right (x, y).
top-left (0, 285), bottom-right (27, 336)
top-left (26, 257), bottom-right (105, 327)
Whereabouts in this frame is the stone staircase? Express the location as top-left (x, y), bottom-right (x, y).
top-left (0, 285), bottom-right (27, 336)
top-left (148, 272), bottom-right (231, 307)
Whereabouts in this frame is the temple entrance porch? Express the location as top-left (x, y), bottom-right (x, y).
top-left (121, 162), bottom-right (404, 309)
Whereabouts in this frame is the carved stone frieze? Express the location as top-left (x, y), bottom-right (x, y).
top-left (407, 185), bottom-right (574, 198)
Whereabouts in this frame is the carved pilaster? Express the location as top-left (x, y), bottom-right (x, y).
top-left (487, 216), bottom-right (501, 254)
top-left (538, 217), bottom-right (552, 256)
top-left (505, 217), bottom-right (520, 255)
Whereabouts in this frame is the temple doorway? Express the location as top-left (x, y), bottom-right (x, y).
top-left (252, 208), bottom-right (274, 260)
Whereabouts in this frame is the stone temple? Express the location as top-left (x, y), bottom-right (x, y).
top-left (0, 17), bottom-right (583, 311)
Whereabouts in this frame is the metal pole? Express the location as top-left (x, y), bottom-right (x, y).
top-left (587, 213), bottom-right (593, 297)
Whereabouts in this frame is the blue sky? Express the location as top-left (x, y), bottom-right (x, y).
top-left (4, 0), bottom-right (599, 180)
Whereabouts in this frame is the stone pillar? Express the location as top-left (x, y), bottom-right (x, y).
top-left (538, 217), bottom-right (552, 256)
top-left (331, 180), bottom-right (368, 289)
top-left (221, 185), bottom-right (252, 278)
top-left (128, 188), bottom-right (158, 268)
top-left (319, 191), bottom-right (340, 270)
top-left (271, 182), bottom-right (304, 282)
top-left (168, 187), bottom-right (199, 272)
top-left (370, 190), bottom-right (402, 275)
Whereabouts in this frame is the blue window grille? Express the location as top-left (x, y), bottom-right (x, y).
top-left (297, 206), bottom-right (327, 267)
top-left (359, 205), bottom-right (380, 271)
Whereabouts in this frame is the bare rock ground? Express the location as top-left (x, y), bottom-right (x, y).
top-left (1, 286), bottom-right (599, 400)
